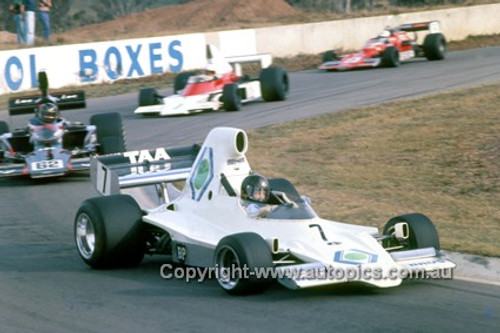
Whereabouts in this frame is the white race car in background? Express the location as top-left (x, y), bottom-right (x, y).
top-left (134, 44), bottom-right (289, 116)
top-left (74, 127), bottom-right (455, 295)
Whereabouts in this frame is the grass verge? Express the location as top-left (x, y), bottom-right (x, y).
top-left (246, 82), bottom-right (500, 257)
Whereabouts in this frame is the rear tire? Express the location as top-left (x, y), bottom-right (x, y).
top-left (260, 67), bottom-right (289, 102)
top-left (138, 88), bottom-right (159, 106)
top-left (90, 112), bottom-right (126, 154)
top-left (381, 46), bottom-right (400, 67)
top-left (383, 213), bottom-right (440, 251)
top-left (222, 84), bottom-right (241, 111)
top-left (74, 195), bottom-right (145, 269)
top-left (423, 33), bottom-right (447, 60)
top-left (214, 233), bottom-right (273, 295)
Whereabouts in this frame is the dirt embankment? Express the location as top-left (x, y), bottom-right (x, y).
top-left (55, 0), bottom-right (302, 44)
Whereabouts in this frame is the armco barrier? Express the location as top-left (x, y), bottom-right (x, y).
top-left (1, 4), bottom-right (499, 95)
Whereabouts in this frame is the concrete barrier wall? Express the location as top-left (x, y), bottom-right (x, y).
top-left (1, 4), bottom-right (499, 95)
top-left (253, 4), bottom-right (500, 56)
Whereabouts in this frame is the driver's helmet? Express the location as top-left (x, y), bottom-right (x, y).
top-left (379, 29), bottom-right (391, 38)
top-left (241, 173), bottom-right (270, 203)
top-left (205, 63), bottom-right (217, 76)
top-left (38, 102), bottom-right (60, 124)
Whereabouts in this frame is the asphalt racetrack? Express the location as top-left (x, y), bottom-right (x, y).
top-left (1, 46), bottom-right (499, 332)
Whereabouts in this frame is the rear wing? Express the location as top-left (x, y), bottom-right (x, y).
top-left (8, 90), bottom-right (86, 116)
top-left (397, 21), bottom-right (441, 34)
top-left (226, 54), bottom-right (272, 69)
top-left (91, 144), bottom-right (200, 197)
top-left (205, 43), bottom-right (272, 77)
top-left (226, 54), bottom-right (272, 77)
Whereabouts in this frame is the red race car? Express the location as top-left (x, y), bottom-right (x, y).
top-left (318, 21), bottom-right (446, 71)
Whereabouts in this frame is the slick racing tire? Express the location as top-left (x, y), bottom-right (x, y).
top-left (260, 67), bottom-right (289, 102)
top-left (0, 121), bottom-right (7, 162)
top-left (381, 46), bottom-right (400, 68)
top-left (383, 213), bottom-right (440, 251)
top-left (138, 87), bottom-right (159, 106)
top-left (423, 33), bottom-right (447, 61)
top-left (0, 121), bottom-right (9, 135)
top-left (173, 71), bottom-right (198, 94)
top-left (322, 50), bottom-right (339, 62)
top-left (74, 194), bottom-right (145, 269)
top-left (214, 233), bottom-right (273, 295)
top-left (90, 112), bottom-right (126, 154)
top-left (222, 83), bottom-right (241, 111)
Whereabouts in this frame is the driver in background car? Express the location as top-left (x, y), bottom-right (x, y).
top-left (199, 63), bottom-right (218, 81)
top-left (377, 27), bottom-right (400, 43)
top-left (240, 173), bottom-right (275, 218)
top-left (27, 101), bottom-right (67, 148)
top-left (29, 101), bottom-right (61, 126)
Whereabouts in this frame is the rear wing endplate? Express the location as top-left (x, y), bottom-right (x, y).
top-left (91, 144), bottom-right (200, 196)
top-left (8, 90), bottom-right (86, 116)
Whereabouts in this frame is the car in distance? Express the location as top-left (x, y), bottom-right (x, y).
top-left (319, 21), bottom-right (446, 71)
top-left (134, 44), bottom-right (289, 116)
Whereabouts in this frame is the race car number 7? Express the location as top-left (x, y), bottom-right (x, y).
top-left (31, 160), bottom-right (64, 171)
top-left (95, 161), bottom-right (113, 196)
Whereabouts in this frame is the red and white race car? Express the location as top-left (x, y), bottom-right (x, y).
top-left (134, 44), bottom-right (289, 116)
top-left (318, 21), bottom-right (446, 71)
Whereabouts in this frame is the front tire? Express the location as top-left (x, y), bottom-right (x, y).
top-left (383, 213), bottom-right (440, 251)
top-left (214, 233), bottom-right (273, 295)
top-left (90, 112), bottom-right (126, 154)
top-left (74, 195), bottom-right (145, 269)
top-left (173, 71), bottom-right (198, 94)
top-left (381, 46), bottom-right (400, 68)
top-left (138, 87), bottom-right (159, 106)
top-left (322, 50), bottom-right (339, 62)
top-left (222, 84), bottom-right (241, 111)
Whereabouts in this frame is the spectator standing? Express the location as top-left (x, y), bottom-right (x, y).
top-left (38, 0), bottom-right (51, 43)
top-left (9, 0), bottom-right (26, 44)
top-left (23, 0), bottom-right (36, 45)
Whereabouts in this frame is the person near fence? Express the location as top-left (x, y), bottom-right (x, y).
top-left (38, 0), bottom-right (51, 43)
top-left (9, 0), bottom-right (25, 44)
top-left (23, 0), bottom-right (35, 45)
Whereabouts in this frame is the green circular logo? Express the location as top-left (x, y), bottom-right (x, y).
top-left (344, 252), bottom-right (368, 261)
top-left (193, 159), bottom-right (209, 190)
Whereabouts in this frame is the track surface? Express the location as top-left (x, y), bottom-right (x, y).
top-left (1, 47), bottom-right (499, 332)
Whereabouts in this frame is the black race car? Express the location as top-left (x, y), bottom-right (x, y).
top-left (0, 72), bottom-right (126, 179)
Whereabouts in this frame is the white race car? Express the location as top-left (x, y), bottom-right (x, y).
top-left (133, 44), bottom-right (289, 116)
top-left (74, 127), bottom-right (455, 295)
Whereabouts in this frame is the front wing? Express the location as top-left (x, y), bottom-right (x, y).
top-left (276, 247), bottom-right (455, 289)
top-left (319, 58), bottom-right (381, 71)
